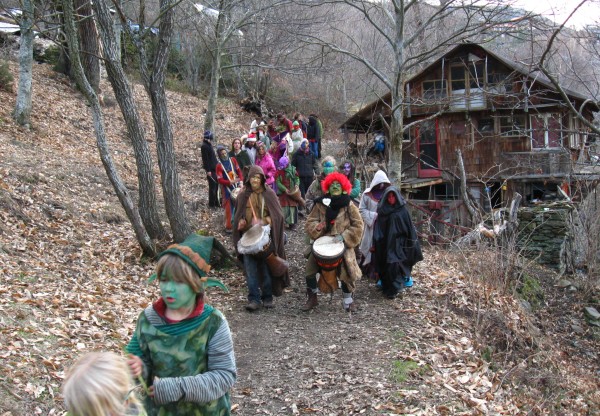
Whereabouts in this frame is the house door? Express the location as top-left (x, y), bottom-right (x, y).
top-left (417, 119), bottom-right (440, 178)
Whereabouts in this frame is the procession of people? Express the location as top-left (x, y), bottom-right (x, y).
top-left (62, 110), bottom-right (423, 416)
top-left (200, 111), bottom-right (422, 313)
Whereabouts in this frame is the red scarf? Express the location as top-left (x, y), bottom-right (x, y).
top-left (153, 296), bottom-right (205, 324)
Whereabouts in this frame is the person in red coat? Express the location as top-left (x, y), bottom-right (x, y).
top-left (216, 145), bottom-right (243, 233)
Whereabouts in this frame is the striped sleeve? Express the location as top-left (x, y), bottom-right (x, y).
top-left (153, 318), bottom-right (237, 405)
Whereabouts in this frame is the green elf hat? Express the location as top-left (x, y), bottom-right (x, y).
top-left (148, 234), bottom-right (228, 292)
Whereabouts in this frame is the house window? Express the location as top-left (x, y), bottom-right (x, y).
top-left (450, 61), bottom-right (485, 109)
top-left (487, 70), bottom-right (511, 94)
top-left (568, 116), bottom-right (585, 149)
top-left (498, 115), bottom-right (526, 137)
top-left (477, 118), bottom-right (495, 135)
top-left (531, 113), bottom-right (561, 148)
top-left (422, 80), bottom-right (447, 100)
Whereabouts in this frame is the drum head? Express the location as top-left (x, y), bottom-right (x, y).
top-left (312, 236), bottom-right (344, 259)
top-left (238, 224), bottom-right (271, 255)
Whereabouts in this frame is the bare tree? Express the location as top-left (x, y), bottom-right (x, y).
top-left (62, 0), bottom-right (155, 256)
top-left (75, 0), bottom-right (100, 92)
top-left (93, 0), bottom-right (167, 241)
top-left (113, 0), bottom-right (192, 242)
top-left (13, 0), bottom-right (34, 127)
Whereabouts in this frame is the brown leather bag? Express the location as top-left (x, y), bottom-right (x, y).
top-left (264, 252), bottom-right (289, 277)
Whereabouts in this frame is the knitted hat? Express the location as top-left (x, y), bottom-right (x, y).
top-left (216, 144), bottom-right (227, 154)
top-left (148, 234), bottom-right (228, 292)
top-left (321, 172), bottom-right (352, 194)
top-left (300, 139), bottom-right (309, 150)
top-left (279, 156), bottom-right (289, 168)
top-left (246, 132), bottom-right (257, 142)
top-left (203, 130), bottom-right (214, 141)
top-left (292, 121), bottom-right (299, 128)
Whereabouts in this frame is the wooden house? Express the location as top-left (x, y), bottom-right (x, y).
top-left (342, 43), bottom-right (600, 237)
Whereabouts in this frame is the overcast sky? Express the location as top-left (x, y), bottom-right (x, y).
top-left (512, 0), bottom-right (600, 28)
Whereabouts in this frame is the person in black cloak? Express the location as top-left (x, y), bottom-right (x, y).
top-left (372, 187), bottom-right (423, 299)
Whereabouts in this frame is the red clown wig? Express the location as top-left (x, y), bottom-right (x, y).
top-left (321, 172), bottom-right (352, 194)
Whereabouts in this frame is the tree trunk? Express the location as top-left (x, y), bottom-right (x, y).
top-left (204, 49), bottom-right (221, 135)
top-left (13, 0), bottom-right (34, 127)
top-left (149, 0), bottom-right (192, 242)
top-left (93, 0), bottom-right (166, 240)
top-left (75, 0), bottom-right (100, 93)
top-left (387, 98), bottom-right (404, 184)
top-left (62, 0), bottom-right (155, 256)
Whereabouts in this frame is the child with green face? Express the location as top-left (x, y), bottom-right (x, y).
top-left (126, 234), bottom-right (236, 415)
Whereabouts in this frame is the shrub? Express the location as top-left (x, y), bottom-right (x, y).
top-left (0, 60), bottom-right (14, 92)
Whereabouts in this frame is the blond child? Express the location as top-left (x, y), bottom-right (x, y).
top-left (62, 351), bottom-right (146, 416)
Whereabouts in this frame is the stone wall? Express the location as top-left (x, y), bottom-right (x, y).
top-left (517, 204), bottom-right (572, 267)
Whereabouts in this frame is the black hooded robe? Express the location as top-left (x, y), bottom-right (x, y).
top-left (373, 187), bottom-right (423, 298)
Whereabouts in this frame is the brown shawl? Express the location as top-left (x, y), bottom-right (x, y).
top-left (233, 165), bottom-right (289, 295)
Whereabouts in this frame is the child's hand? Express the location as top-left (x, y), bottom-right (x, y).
top-left (315, 222), bottom-right (325, 231)
top-left (238, 218), bottom-right (247, 230)
top-left (127, 354), bottom-right (143, 378)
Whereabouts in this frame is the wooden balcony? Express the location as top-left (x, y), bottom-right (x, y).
top-left (498, 150), bottom-right (572, 178)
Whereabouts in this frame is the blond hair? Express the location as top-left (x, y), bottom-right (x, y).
top-left (156, 253), bottom-right (204, 294)
top-left (62, 352), bottom-right (142, 416)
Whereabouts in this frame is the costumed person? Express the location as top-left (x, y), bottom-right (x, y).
top-left (291, 139), bottom-right (319, 199)
top-left (339, 160), bottom-right (361, 202)
top-left (255, 140), bottom-right (277, 192)
top-left (305, 155), bottom-right (337, 213)
top-left (307, 115), bottom-right (321, 158)
top-left (216, 145), bottom-right (243, 233)
top-left (290, 120), bottom-right (304, 154)
top-left (243, 133), bottom-right (257, 165)
top-left (200, 130), bottom-right (220, 208)
top-left (126, 234), bottom-right (236, 415)
top-left (257, 122), bottom-right (270, 149)
top-left (250, 113), bottom-right (264, 134)
top-left (276, 112), bottom-right (293, 135)
top-left (293, 112), bottom-right (308, 138)
top-left (229, 137), bottom-right (251, 177)
top-left (372, 187), bottom-right (423, 299)
top-left (63, 352), bottom-right (147, 416)
top-left (302, 172), bottom-right (364, 312)
top-left (358, 170), bottom-right (391, 280)
top-left (233, 166), bottom-right (289, 311)
top-left (275, 155), bottom-right (301, 230)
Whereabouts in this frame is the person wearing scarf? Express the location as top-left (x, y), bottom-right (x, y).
top-left (302, 172), bottom-right (364, 312)
top-left (126, 234), bottom-right (235, 415)
top-left (358, 170), bottom-right (391, 280)
top-left (233, 166), bottom-right (289, 311)
top-left (372, 187), bottom-right (423, 299)
top-left (275, 156), bottom-right (301, 230)
top-left (216, 145), bottom-right (243, 233)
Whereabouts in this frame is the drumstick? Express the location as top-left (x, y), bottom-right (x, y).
top-left (248, 195), bottom-right (258, 222)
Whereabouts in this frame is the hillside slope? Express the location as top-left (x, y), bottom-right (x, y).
top-left (0, 62), bottom-right (598, 415)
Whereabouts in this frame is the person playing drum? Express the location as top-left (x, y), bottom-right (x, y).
top-left (302, 172), bottom-right (364, 312)
top-left (233, 165), bottom-right (289, 312)
top-left (216, 145), bottom-right (243, 234)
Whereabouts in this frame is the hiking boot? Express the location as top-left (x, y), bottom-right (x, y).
top-left (343, 300), bottom-right (358, 312)
top-left (404, 276), bottom-right (414, 288)
top-left (245, 301), bottom-right (261, 312)
top-left (301, 288), bottom-right (318, 311)
top-left (263, 299), bottom-right (274, 309)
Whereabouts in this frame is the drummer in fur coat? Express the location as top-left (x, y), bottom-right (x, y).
top-left (233, 165), bottom-right (290, 312)
top-left (302, 172), bottom-right (364, 312)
